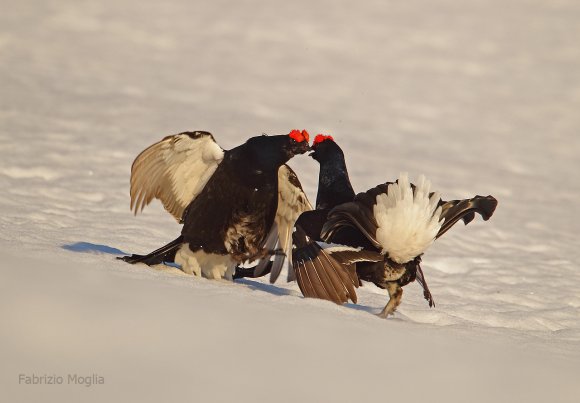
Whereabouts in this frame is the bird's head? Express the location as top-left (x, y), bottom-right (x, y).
top-left (309, 134), bottom-right (344, 163)
top-left (286, 129), bottom-right (311, 156)
top-left (245, 130), bottom-right (310, 169)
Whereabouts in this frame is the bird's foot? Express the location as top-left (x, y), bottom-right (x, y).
top-left (377, 304), bottom-right (398, 318)
top-left (377, 301), bottom-right (398, 318)
top-left (377, 283), bottom-right (403, 319)
top-left (376, 310), bottom-right (392, 319)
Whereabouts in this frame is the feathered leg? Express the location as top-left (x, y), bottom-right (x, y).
top-left (378, 282), bottom-right (403, 318)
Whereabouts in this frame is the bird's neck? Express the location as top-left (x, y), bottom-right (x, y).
top-left (225, 148), bottom-right (281, 188)
top-left (316, 158), bottom-right (355, 210)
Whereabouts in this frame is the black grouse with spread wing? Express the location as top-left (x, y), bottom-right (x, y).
top-left (119, 130), bottom-right (312, 280)
top-left (291, 135), bottom-right (498, 316)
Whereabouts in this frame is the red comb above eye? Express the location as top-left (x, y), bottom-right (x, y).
top-left (313, 134), bottom-right (334, 145)
top-left (289, 129), bottom-right (310, 143)
top-left (301, 130), bottom-right (310, 143)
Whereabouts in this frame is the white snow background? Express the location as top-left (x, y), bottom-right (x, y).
top-left (1, 0), bottom-right (579, 402)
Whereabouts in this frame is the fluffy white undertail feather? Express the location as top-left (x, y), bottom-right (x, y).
top-left (175, 245), bottom-right (236, 280)
top-left (373, 173), bottom-right (443, 263)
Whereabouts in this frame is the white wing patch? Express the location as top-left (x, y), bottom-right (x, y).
top-left (316, 242), bottom-right (363, 253)
top-left (268, 165), bottom-right (313, 282)
top-left (374, 173), bottom-right (443, 263)
top-left (130, 132), bottom-right (224, 222)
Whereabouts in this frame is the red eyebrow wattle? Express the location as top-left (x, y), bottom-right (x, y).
top-left (301, 130), bottom-right (310, 143)
top-left (289, 129), bottom-right (309, 143)
top-left (313, 134), bottom-right (334, 145)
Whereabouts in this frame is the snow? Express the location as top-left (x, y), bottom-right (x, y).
top-left (1, 0), bottom-right (579, 402)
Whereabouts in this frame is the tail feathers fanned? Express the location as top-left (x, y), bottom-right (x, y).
top-left (373, 174), bottom-right (442, 263)
top-left (292, 225), bottom-right (359, 304)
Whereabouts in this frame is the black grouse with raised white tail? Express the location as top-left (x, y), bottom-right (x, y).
top-left (119, 130), bottom-right (312, 280)
top-left (291, 135), bottom-right (498, 316)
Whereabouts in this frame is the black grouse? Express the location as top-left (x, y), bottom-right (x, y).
top-left (290, 135), bottom-right (498, 316)
top-left (119, 130), bottom-right (312, 280)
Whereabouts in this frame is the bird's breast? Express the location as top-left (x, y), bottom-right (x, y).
top-left (223, 210), bottom-right (269, 262)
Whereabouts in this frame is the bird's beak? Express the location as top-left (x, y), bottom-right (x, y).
top-left (297, 141), bottom-right (311, 154)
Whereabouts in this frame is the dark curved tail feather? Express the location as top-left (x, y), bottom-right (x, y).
top-left (436, 195), bottom-right (498, 239)
top-left (117, 236), bottom-right (184, 265)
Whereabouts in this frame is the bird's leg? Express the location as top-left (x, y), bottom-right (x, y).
top-left (377, 282), bottom-right (403, 318)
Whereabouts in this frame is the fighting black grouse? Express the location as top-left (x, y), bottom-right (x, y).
top-left (290, 135), bottom-right (498, 316)
top-left (119, 130), bottom-right (312, 280)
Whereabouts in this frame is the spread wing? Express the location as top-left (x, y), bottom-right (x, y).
top-left (130, 131), bottom-right (225, 222)
top-left (254, 165), bottom-right (313, 283)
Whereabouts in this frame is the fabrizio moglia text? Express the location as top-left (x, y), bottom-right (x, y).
top-left (19, 374), bottom-right (105, 387)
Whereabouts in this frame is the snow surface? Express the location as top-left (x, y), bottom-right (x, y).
top-left (1, 0), bottom-right (579, 402)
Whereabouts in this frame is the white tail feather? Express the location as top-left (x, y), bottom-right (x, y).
top-left (373, 173), bottom-right (443, 263)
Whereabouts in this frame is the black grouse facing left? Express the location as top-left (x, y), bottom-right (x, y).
top-left (290, 135), bottom-right (498, 316)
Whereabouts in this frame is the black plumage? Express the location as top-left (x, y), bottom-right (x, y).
top-left (291, 135), bottom-right (498, 316)
top-left (181, 135), bottom-right (295, 262)
top-left (311, 136), bottom-right (355, 210)
top-left (119, 130), bottom-right (311, 280)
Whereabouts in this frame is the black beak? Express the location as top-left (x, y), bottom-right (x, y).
top-left (297, 141), bottom-right (311, 154)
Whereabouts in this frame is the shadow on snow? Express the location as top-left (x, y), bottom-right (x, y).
top-left (61, 243), bottom-right (378, 314)
top-left (62, 242), bottom-right (128, 256)
top-left (234, 278), bottom-right (296, 297)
